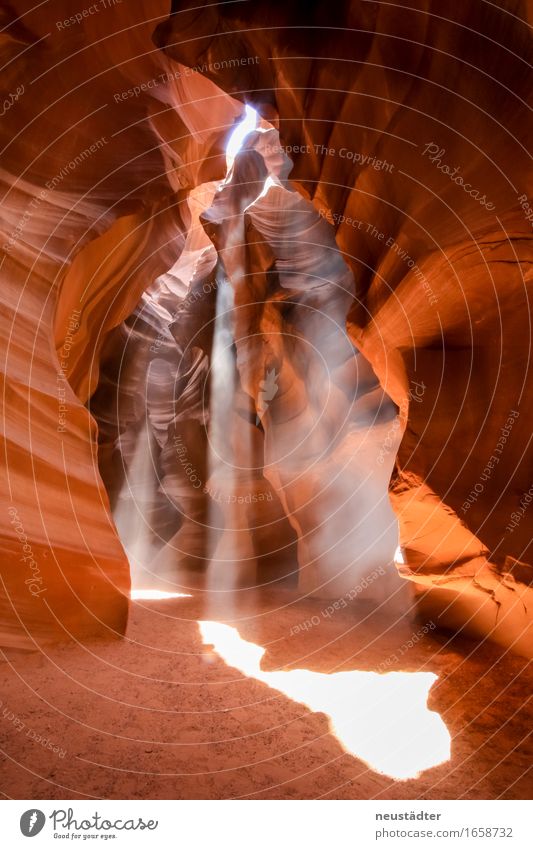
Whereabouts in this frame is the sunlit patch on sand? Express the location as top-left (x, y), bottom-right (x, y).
top-left (199, 621), bottom-right (450, 780)
top-left (130, 589), bottom-right (192, 600)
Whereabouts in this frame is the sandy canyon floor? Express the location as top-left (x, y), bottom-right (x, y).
top-left (0, 587), bottom-right (531, 800)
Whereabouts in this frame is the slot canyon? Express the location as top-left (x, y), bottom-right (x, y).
top-left (0, 0), bottom-right (532, 802)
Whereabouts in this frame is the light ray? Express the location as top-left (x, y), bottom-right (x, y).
top-left (225, 104), bottom-right (258, 169)
top-left (131, 589), bottom-right (192, 600)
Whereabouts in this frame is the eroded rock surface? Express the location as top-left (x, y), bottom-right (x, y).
top-left (1, 1), bottom-right (532, 654)
top-left (155, 0), bottom-right (533, 653)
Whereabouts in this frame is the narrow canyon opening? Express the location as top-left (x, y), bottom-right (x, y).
top-left (1, 0), bottom-right (532, 802)
top-left (74, 101), bottom-right (450, 783)
top-left (86, 101), bottom-right (404, 611)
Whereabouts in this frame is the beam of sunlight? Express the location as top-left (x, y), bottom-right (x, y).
top-left (206, 272), bottom-right (258, 593)
top-left (225, 104), bottom-right (258, 170)
top-left (394, 545), bottom-right (406, 565)
top-left (130, 589), bottom-right (192, 600)
top-left (113, 422), bottom-right (158, 587)
top-left (199, 621), bottom-right (451, 780)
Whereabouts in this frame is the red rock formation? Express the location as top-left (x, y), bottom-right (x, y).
top-left (0, 0), bottom-right (238, 647)
top-left (154, 0), bottom-right (533, 653)
top-left (198, 141), bottom-right (403, 600)
top-left (1, 0), bottom-right (532, 655)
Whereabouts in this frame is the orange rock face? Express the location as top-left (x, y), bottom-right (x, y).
top-left (0, 0), bottom-right (237, 647)
top-left (1, 1), bottom-right (532, 653)
top-left (154, 0), bottom-right (533, 654)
